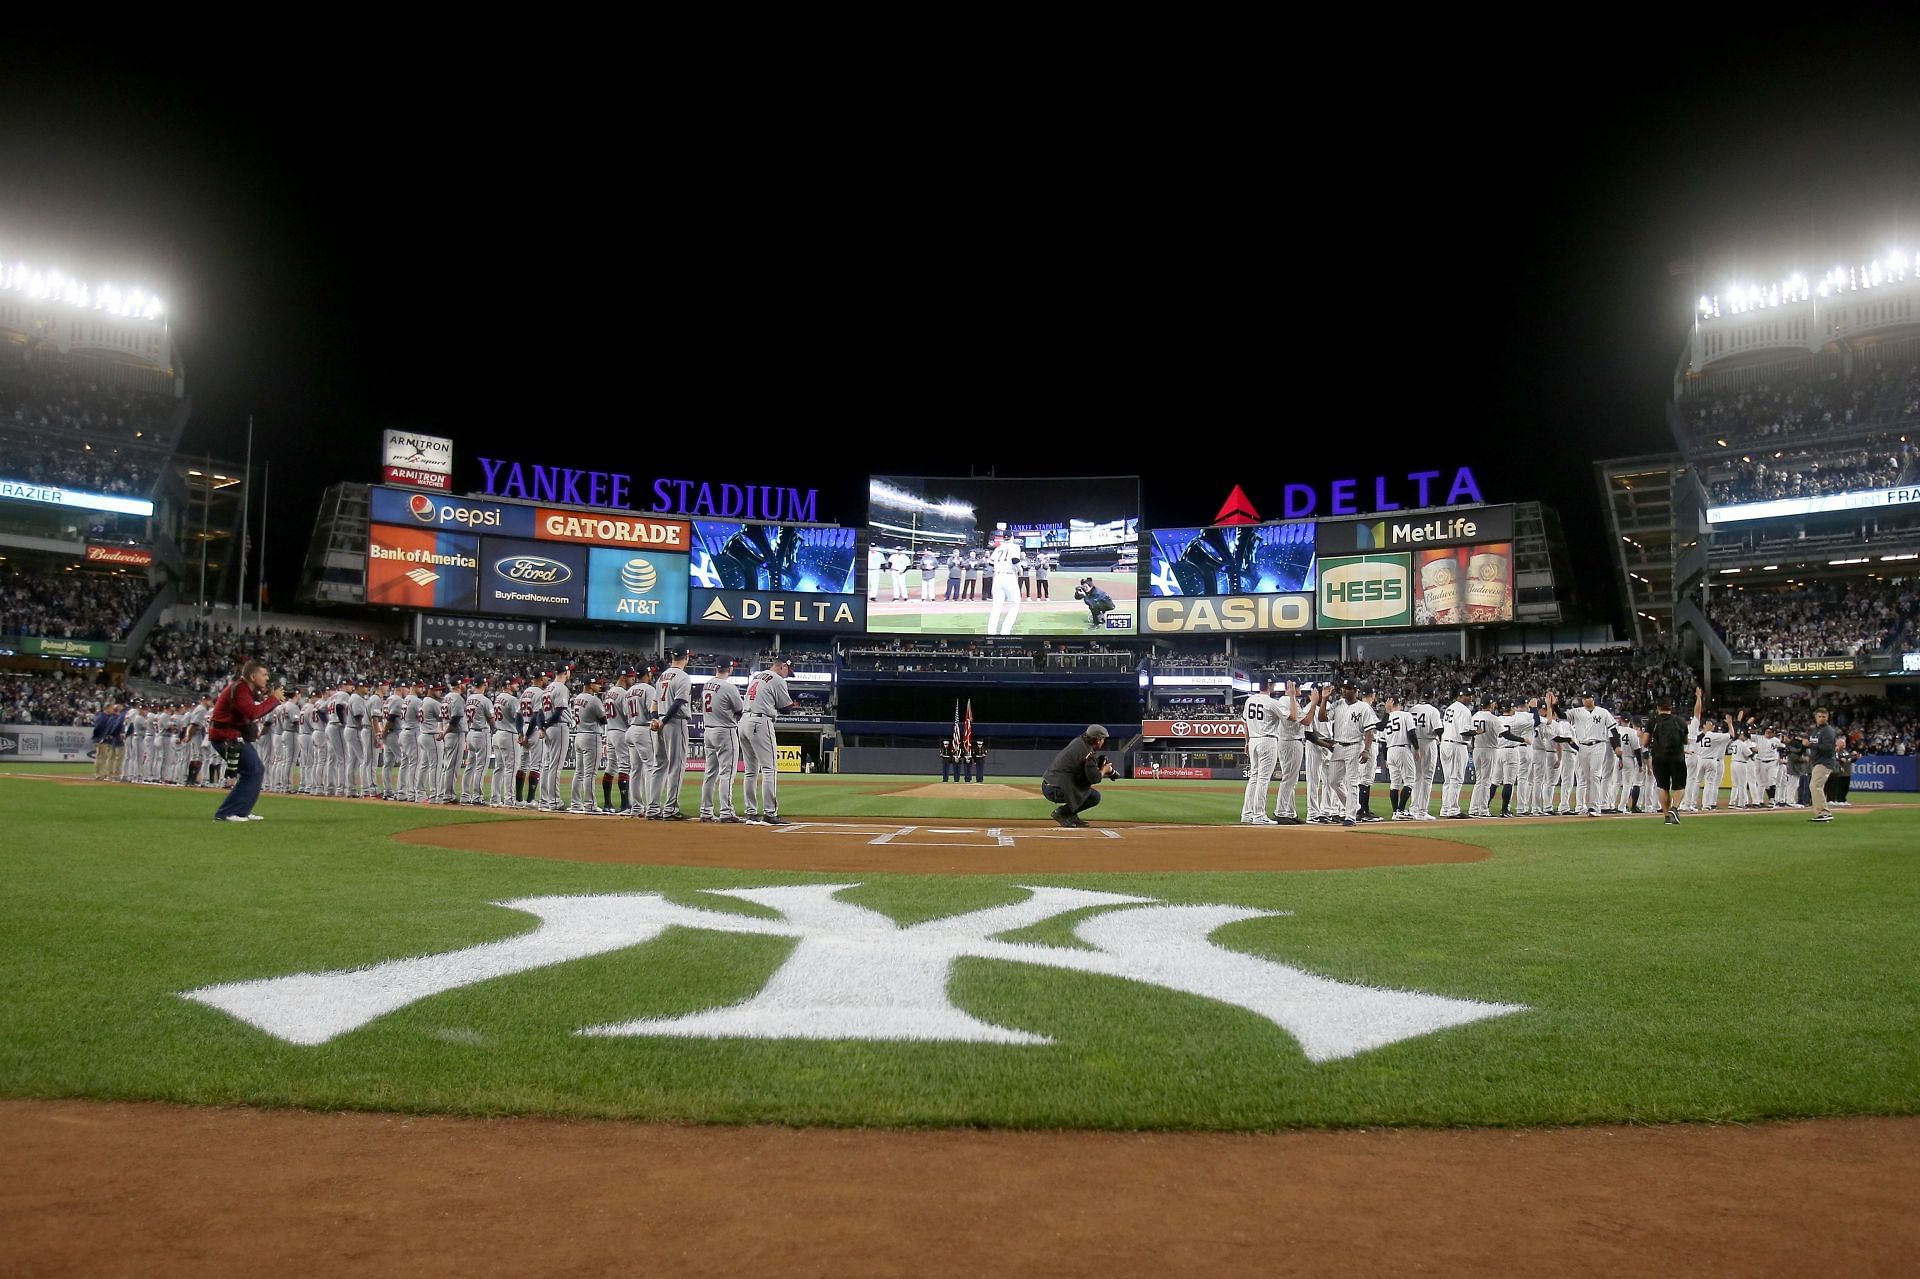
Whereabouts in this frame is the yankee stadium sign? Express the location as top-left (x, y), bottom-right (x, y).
top-left (180, 885), bottom-right (1525, 1061)
top-left (478, 458), bottom-right (820, 523)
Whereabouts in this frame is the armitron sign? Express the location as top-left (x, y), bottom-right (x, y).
top-left (381, 430), bottom-right (454, 492)
top-left (1141, 719), bottom-right (1246, 739)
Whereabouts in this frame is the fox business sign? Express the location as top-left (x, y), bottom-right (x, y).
top-left (1143, 593), bottom-right (1314, 634)
top-left (1316, 553), bottom-right (1413, 629)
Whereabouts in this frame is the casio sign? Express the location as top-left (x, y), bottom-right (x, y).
top-left (497, 556), bottom-right (572, 584)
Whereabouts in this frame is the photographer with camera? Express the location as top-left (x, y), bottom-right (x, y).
top-left (206, 660), bottom-right (282, 823)
top-left (1042, 724), bottom-right (1118, 828)
top-left (1074, 578), bottom-right (1116, 630)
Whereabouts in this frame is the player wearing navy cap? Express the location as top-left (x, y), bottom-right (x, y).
top-left (700, 659), bottom-right (745, 822)
top-left (645, 649), bottom-right (695, 819)
top-left (537, 666), bottom-right (573, 811)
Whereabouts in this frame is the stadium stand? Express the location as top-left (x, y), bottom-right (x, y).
top-left (1677, 353), bottom-right (1920, 452)
top-left (0, 566), bottom-right (154, 642)
top-left (0, 673), bottom-right (114, 726)
top-left (0, 354), bottom-right (176, 445)
top-left (1711, 579), bottom-right (1917, 660)
top-left (1705, 437), bottom-right (1917, 507)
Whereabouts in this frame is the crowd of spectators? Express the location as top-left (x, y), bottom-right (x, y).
top-left (1712, 579), bottom-right (1918, 660)
top-left (0, 358), bottom-right (176, 445)
top-left (1676, 355), bottom-right (1920, 450)
top-left (0, 429), bottom-right (159, 497)
top-left (0, 672), bottom-right (113, 726)
top-left (0, 567), bottom-right (153, 642)
top-left (1707, 440), bottom-right (1916, 506)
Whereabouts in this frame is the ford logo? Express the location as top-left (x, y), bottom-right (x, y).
top-left (496, 556), bottom-right (571, 585)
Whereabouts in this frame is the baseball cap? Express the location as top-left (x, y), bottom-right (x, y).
top-left (668, 646), bottom-right (695, 661)
top-left (1085, 724), bottom-right (1110, 739)
top-left (1355, 680), bottom-right (1374, 694)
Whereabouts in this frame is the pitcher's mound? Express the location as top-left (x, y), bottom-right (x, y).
top-left (887, 782), bottom-right (1040, 800)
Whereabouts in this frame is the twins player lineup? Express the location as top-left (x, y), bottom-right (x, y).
top-left (212, 655), bottom-right (804, 824)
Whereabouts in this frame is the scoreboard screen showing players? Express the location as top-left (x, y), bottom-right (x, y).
top-left (865, 475), bottom-right (1141, 636)
top-left (1148, 522), bottom-right (1317, 596)
top-left (688, 521), bottom-right (858, 594)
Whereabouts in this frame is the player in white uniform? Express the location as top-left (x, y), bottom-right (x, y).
top-left (1567, 692), bottom-right (1619, 817)
top-left (1239, 678), bottom-right (1283, 826)
top-left (1729, 726), bottom-right (1754, 808)
top-left (1493, 700), bottom-right (1532, 817)
top-left (1381, 695), bottom-right (1419, 820)
top-left (1467, 698), bottom-right (1499, 818)
top-left (1345, 682), bottom-right (1381, 823)
top-left (889, 550), bottom-right (909, 601)
top-left (1438, 691), bottom-right (1474, 818)
top-left (986, 534), bottom-right (1024, 636)
top-left (1307, 685), bottom-right (1342, 822)
top-left (918, 549), bottom-right (939, 603)
top-left (1270, 680), bottom-right (1307, 824)
top-left (1750, 726), bottom-right (1781, 808)
top-left (1407, 697), bottom-right (1441, 820)
top-left (1693, 710), bottom-right (1732, 813)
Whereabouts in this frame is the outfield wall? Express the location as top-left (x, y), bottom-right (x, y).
top-left (0, 724), bottom-right (95, 762)
top-left (836, 747), bottom-right (1060, 779)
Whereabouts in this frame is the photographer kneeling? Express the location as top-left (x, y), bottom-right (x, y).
top-left (1042, 724), bottom-right (1118, 828)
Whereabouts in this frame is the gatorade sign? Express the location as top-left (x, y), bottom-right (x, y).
top-left (1316, 553), bottom-right (1412, 629)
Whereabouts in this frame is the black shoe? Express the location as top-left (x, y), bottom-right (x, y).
top-left (717, 816), bottom-right (743, 824)
top-left (661, 812), bottom-right (691, 821)
top-left (1064, 815), bottom-right (1090, 828)
top-left (1052, 808), bottom-right (1074, 827)
top-left (762, 816), bottom-right (790, 826)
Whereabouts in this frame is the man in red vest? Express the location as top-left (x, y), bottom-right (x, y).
top-left (208, 660), bottom-right (282, 822)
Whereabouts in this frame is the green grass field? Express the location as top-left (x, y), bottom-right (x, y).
top-left (2, 765), bottom-right (1916, 1131)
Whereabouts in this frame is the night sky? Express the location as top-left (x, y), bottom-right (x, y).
top-left (4, 45), bottom-right (1917, 632)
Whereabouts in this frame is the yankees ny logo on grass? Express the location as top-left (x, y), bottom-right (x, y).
top-left (181, 886), bottom-right (1525, 1061)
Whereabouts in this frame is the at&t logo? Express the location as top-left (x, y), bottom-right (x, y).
top-left (615, 557), bottom-right (661, 615)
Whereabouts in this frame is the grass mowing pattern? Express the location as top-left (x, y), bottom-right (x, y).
top-left (1, 771), bottom-right (1916, 1129)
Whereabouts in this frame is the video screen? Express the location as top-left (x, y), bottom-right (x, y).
top-left (866, 475), bottom-right (1141, 635)
top-left (1148, 522), bottom-right (1316, 596)
top-left (688, 522), bottom-right (858, 594)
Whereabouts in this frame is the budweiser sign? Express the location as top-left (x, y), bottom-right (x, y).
top-left (1142, 719), bottom-right (1245, 739)
top-left (85, 544), bottom-right (153, 567)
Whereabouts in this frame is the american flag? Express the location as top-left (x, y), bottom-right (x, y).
top-left (963, 700), bottom-right (973, 752)
top-left (952, 699), bottom-right (961, 750)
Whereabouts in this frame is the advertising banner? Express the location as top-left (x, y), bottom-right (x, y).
top-left (84, 543), bottom-right (154, 567)
top-left (1133, 765), bottom-right (1216, 779)
top-left (419, 615), bottom-right (541, 651)
top-left (380, 430), bottom-right (454, 491)
top-left (478, 537), bottom-right (589, 618)
top-left (585, 547), bottom-right (690, 625)
top-left (690, 521), bottom-right (857, 593)
top-left (0, 725), bottom-right (95, 762)
top-left (1142, 593), bottom-right (1314, 635)
top-left (537, 509), bottom-right (691, 553)
top-left (777, 744), bottom-right (804, 773)
top-left (1706, 483), bottom-right (1920, 524)
top-left (1411, 541), bottom-right (1513, 625)
top-left (370, 486), bottom-right (535, 538)
top-left (13, 636), bottom-right (111, 659)
top-left (1849, 755), bottom-right (1917, 792)
top-left (690, 589), bottom-right (867, 632)
top-left (1315, 505), bottom-right (1513, 557)
top-left (1141, 719), bottom-right (1247, 739)
top-left (1761, 657), bottom-right (1861, 676)
top-left (366, 524), bottom-right (481, 610)
top-left (1315, 553), bottom-right (1413, 629)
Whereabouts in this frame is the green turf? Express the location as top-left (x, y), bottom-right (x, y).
top-left (1, 772), bottom-right (1915, 1130)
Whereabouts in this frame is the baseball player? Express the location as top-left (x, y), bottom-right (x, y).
top-left (889, 549), bottom-right (909, 601)
top-left (1466, 696), bottom-right (1499, 818)
top-left (1270, 680), bottom-right (1307, 823)
top-left (301, 690), bottom-right (326, 794)
top-left (601, 670), bottom-right (634, 811)
top-left (1343, 681), bottom-right (1381, 824)
top-left (1382, 694), bottom-right (1419, 820)
top-left (320, 680), bottom-right (348, 797)
top-left (433, 679), bottom-right (466, 803)
top-left (1692, 703), bottom-right (1732, 813)
top-left (621, 668), bottom-right (654, 814)
top-left (484, 677), bottom-right (519, 807)
top-left (1751, 725), bottom-right (1782, 807)
top-left (1567, 691), bottom-right (1619, 818)
top-left (1524, 692), bottom-right (1562, 816)
top-left (642, 650), bottom-right (694, 819)
top-left (987, 534), bottom-right (1023, 635)
top-left (919, 548), bottom-right (939, 603)
top-left (700, 660), bottom-right (744, 822)
top-left (739, 656), bottom-right (796, 825)
top-left (1439, 690), bottom-right (1473, 818)
top-left (381, 681), bottom-right (407, 799)
top-left (397, 680), bottom-right (425, 802)
top-left (183, 694), bottom-right (212, 787)
top-left (1302, 684), bottom-right (1333, 821)
top-left (1239, 677), bottom-right (1283, 825)
top-left (570, 675), bottom-right (607, 812)
top-left (1406, 695), bottom-right (1441, 820)
top-left (943, 548), bottom-right (963, 602)
top-left (416, 684), bottom-right (444, 802)
top-left (458, 678), bottom-right (492, 804)
top-left (538, 667), bottom-right (572, 811)
top-left (1495, 699), bottom-right (1532, 817)
top-left (345, 682), bottom-right (369, 798)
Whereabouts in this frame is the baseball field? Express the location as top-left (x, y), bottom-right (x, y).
top-left (5, 764), bottom-right (1917, 1273)
top-left (864, 569), bottom-right (1139, 634)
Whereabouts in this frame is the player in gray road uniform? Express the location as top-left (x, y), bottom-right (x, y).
top-left (434, 679), bottom-right (468, 803)
top-left (512, 677), bottom-right (541, 806)
top-left (485, 677), bottom-right (520, 807)
top-left (346, 682), bottom-right (370, 798)
top-left (397, 683), bottom-right (425, 801)
top-left (379, 683), bottom-right (406, 799)
top-left (322, 680), bottom-right (349, 797)
top-left (739, 657), bottom-right (797, 825)
top-left (645, 649), bottom-right (695, 819)
top-left (621, 669), bottom-right (655, 816)
top-left (538, 668), bottom-right (573, 811)
top-left (457, 678), bottom-right (492, 804)
top-left (700, 660), bottom-right (744, 822)
top-left (302, 691), bottom-right (329, 794)
top-left (418, 685), bottom-right (446, 802)
top-left (603, 670), bottom-right (635, 812)
top-left (569, 675), bottom-right (608, 812)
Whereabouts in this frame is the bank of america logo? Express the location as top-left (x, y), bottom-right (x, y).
top-left (405, 568), bottom-right (440, 587)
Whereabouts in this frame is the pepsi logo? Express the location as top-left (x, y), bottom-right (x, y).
top-left (496, 556), bottom-right (572, 585)
top-left (408, 494), bottom-right (435, 523)
top-left (620, 558), bottom-right (657, 593)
